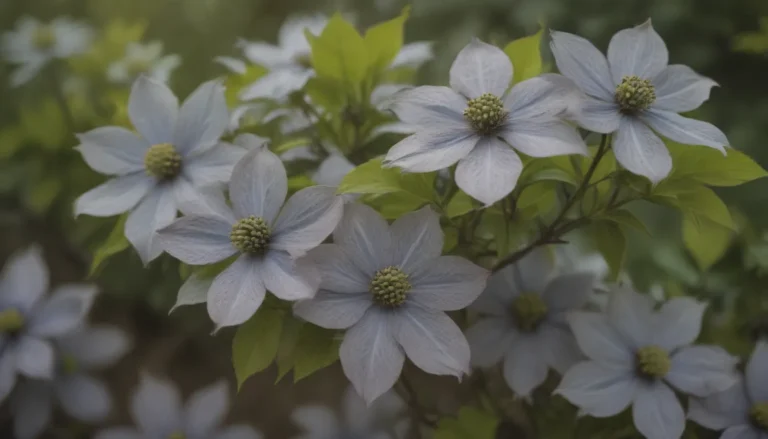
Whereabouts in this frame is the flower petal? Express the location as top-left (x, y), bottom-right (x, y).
top-left (746, 341), bottom-right (768, 403)
top-left (389, 206), bottom-right (443, 273)
top-left (572, 98), bottom-right (622, 133)
top-left (720, 425), bottom-right (763, 439)
top-left (666, 345), bottom-right (738, 397)
top-left (312, 154), bottom-right (355, 186)
top-left (341, 308), bottom-right (404, 404)
top-left (131, 374), bottom-right (183, 435)
top-left (157, 215), bottom-right (236, 265)
top-left (173, 80), bottom-right (229, 155)
top-left (514, 247), bottom-right (554, 293)
top-left (503, 336), bottom-right (549, 397)
top-left (293, 290), bottom-right (372, 329)
top-left (94, 428), bottom-right (143, 439)
top-left (652, 297), bottom-right (707, 351)
top-left (125, 184), bottom-right (178, 264)
top-left (271, 186), bottom-right (344, 257)
top-left (568, 312), bottom-right (634, 367)
top-left (261, 251), bottom-right (320, 301)
top-left (542, 272), bottom-right (595, 312)
top-left (185, 380), bottom-right (229, 436)
top-left (57, 325), bottom-right (131, 369)
top-left (240, 42), bottom-right (292, 68)
top-left (0, 346), bottom-right (18, 402)
top-left (207, 255), bottom-right (266, 329)
top-left (229, 148), bottom-right (287, 223)
top-left (176, 186), bottom-right (236, 223)
top-left (549, 31), bottom-right (614, 100)
top-left (55, 374), bottom-right (111, 422)
top-left (466, 317), bottom-right (516, 367)
top-left (455, 136), bottom-right (522, 206)
top-left (395, 305), bottom-right (469, 377)
top-left (607, 289), bottom-right (655, 350)
top-left (408, 256), bottom-right (489, 311)
top-left (183, 144), bottom-right (246, 187)
top-left (613, 116), bottom-right (672, 184)
top-left (16, 336), bottom-right (54, 379)
top-left (469, 269), bottom-right (516, 317)
top-left (607, 20), bottom-right (668, 84)
top-left (128, 75), bottom-right (178, 145)
top-left (538, 324), bottom-right (585, 373)
top-left (76, 127), bottom-right (148, 175)
top-left (0, 246), bottom-right (48, 313)
top-left (391, 41), bottom-right (434, 69)
top-left (239, 69), bottom-right (313, 102)
top-left (11, 379), bottom-right (52, 439)
top-left (308, 244), bottom-right (370, 293)
top-left (291, 405), bottom-right (339, 436)
top-left (383, 130), bottom-right (479, 173)
top-left (555, 360), bottom-right (638, 417)
top-left (389, 86), bottom-right (467, 129)
top-left (333, 204), bottom-right (391, 277)
top-left (27, 284), bottom-right (96, 337)
top-left (171, 275), bottom-right (211, 314)
top-left (449, 39), bottom-right (512, 99)
top-left (501, 120), bottom-right (588, 158)
top-left (504, 75), bottom-right (581, 122)
top-left (74, 173), bottom-right (154, 217)
top-left (652, 64), bottom-right (718, 112)
top-left (641, 109), bottom-right (728, 153)
top-left (687, 379), bottom-right (750, 430)
top-left (632, 381), bottom-right (685, 439)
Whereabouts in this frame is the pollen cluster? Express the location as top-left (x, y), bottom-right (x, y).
top-left (370, 266), bottom-right (411, 307)
top-left (230, 216), bottom-right (271, 254)
top-left (511, 293), bottom-right (548, 332)
top-left (144, 143), bottom-right (182, 179)
top-left (635, 345), bottom-right (670, 379)
top-left (615, 75), bottom-right (656, 112)
top-left (751, 403), bottom-right (768, 431)
top-left (0, 308), bottom-right (24, 333)
top-left (463, 93), bottom-right (507, 134)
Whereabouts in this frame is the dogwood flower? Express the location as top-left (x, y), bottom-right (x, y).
top-left (107, 41), bottom-right (181, 84)
top-left (384, 38), bottom-right (587, 206)
top-left (74, 76), bottom-right (244, 264)
top-left (292, 386), bottom-right (408, 439)
top-left (466, 248), bottom-right (594, 397)
top-left (0, 246), bottom-right (95, 402)
top-left (549, 20), bottom-right (729, 183)
top-left (556, 289), bottom-right (739, 439)
top-left (688, 341), bottom-right (768, 439)
top-left (1, 16), bottom-right (93, 86)
top-left (294, 204), bottom-right (489, 403)
top-left (10, 325), bottom-right (131, 439)
top-left (157, 146), bottom-right (344, 328)
top-left (95, 375), bottom-right (262, 439)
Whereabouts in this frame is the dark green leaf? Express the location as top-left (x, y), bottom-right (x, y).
top-left (232, 307), bottom-right (284, 389)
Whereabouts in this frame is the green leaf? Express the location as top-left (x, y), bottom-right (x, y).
top-left (309, 13), bottom-right (368, 86)
top-left (598, 209), bottom-right (650, 235)
top-left (591, 220), bottom-right (626, 281)
top-left (366, 192), bottom-right (427, 219)
top-left (503, 28), bottom-right (543, 84)
top-left (445, 190), bottom-right (475, 218)
top-left (232, 307), bottom-right (284, 389)
top-left (675, 186), bottom-right (734, 230)
top-left (89, 214), bottom-right (130, 277)
top-left (288, 175), bottom-right (315, 192)
top-left (292, 324), bottom-right (341, 382)
top-left (274, 317), bottom-right (304, 383)
top-left (338, 157), bottom-right (436, 201)
top-left (667, 142), bottom-right (768, 187)
top-left (434, 407), bottom-right (498, 439)
top-left (363, 6), bottom-right (410, 73)
top-left (274, 138), bottom-right (312, 154)
top-left (683, 215), bottom-right (733, 270)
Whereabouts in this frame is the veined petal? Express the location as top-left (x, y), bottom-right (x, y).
top-left (74, 173), bottom-right (154, 217)
top-left (720, 425), bottom-right (763, 439)
top-left (207, 255), bottom-right (266, 329)
top-left (156, 215), bottom-right (236, 265)
top-left (175, 186), bottom-right (236, 223)
top-left (652, 297), bottom-right (707, 351)
top-left (408, 256), bottom-right (489, 311)
top-left (555, 361), bottom-right (638, 417)
top-left (239, 69), bottom-right (313, 102)
top-left (383, 130), bottom-right (479, 173)
top-left (455, 136), bottom-right (522, 206)
top-left (746, 341), bottom-right (768, 402)
top-left (261, 250), bottom-right (320, 301)
top-left (76, 127), bottom-right (149, 175)
top-left (607, 289), bottom-right (655, 350)
top-left (170, 274), bottom-right (211, 314)
top-left (613, 116), bottom-right (672, 184)
top-left (572, 98), bottom-right (622, 133)
top-left (293, 290), bottom-right (372, 329)
top-left (131, 374), bottom-right (183, 435)
top-left (184, 381), bottom-right (229, 437)
top-left (55, 374), bottom-right (111, 422)
top-left (125, 184), bottom-right (177, 264)
top-left (389, 206), bottom-right (443, 273)
top-left (183, 144), bottom-right (246, 187)
top-left (449, 39), bottom-right (512, 99)
top-left (538, 324), bottom-right (585, 373)
top-left (687, 380), bottom-right (751, 430)
top-left (501, 120), bottom-right (588, 158)
top-left (503, 336), bottom-right (549, 397)
top-left (466, 317), bottom-right (516, 367)
top-left (229, 148), bottom-right (287, 223)
top-left (632, 382), bottom-right (685, 439)
top-left (504, 75), bottom-right (582, 122)
top-left (57, 325), bottom-right (131, 369)
top-left (666, 345), bottom-right (738, 397)
top-left (333, 204), bottom-right (392, 277)
top-left (389, 86), bottom-right (467, 129)
top-left (128, 75), bottom-right (178, 145)
top-left (607, 20), bottom-right (668, 85)
top-left (0, 246), bottom-right (48, 313)
top-left (308, 244), bottom-right (370, 293)
top-left (568, 312), bottom-right (633, 367)
top-left (641, 109), bottom-right (728, 153)
top-left (395, 305), bottom-right (470, 377)
top-left (271, 186), bottom-right (344, 257)
top-left (174, 80), bottom-right (229, 155)
top-left (549, 31), bottom-right (614, 100)
top-left (16, 336), bottom-right (54, 379)
top-left (27, 284), bottom-right (96, 337)
top-left (653, 64), bottom-right (718, 112)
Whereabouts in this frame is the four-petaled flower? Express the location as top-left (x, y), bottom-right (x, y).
top-left (293, 204), bottom-right (489, 403)
top-left (107, 41), bottom-right (181, 84)
top-left (466, 248), bottom-right (594, 397)
top-left (550, 19), bottom-right (729, 183)
top-left (75, 75), bottom-right (245, 264)
top-left (384, 38), bottom-right (587, 206)
top-left (157, 144), bottom-right (344, 329)
top-left (556, 289), bottom-right (739, 439)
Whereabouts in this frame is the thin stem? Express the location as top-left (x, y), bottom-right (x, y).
top-left (49, 62), bottom-right (76, 134)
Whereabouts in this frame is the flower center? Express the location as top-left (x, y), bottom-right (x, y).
top-left (510, 293), bottom-right (548, 332)
top-left (463, 93), bottom-right (507, 134)
top-left (751, 403), bottom-right (768, 431)
top-left (32, 26), bottom-right (56, 50)
top-left (167, 432), bottom-right (185, 439)
top-left (635, 345), bottom-right (670, 379)
top-left (370, 266), bottom-right (411, 307)
top-left (0, 308), bottom-right (24, 333)
top-left (230, 216), bottom-right (271, 254)
top-left (615, 75), bottom-right (656, 113)
top-left (144, 143), bottom-right (182, 179)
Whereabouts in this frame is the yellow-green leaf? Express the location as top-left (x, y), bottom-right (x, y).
top-left (232, 307), bottom-right (284, 389)
top-left (434, 407), bottom-right (498, 439)
top-left (309, 13), bottom-right (368, 85)
top-left (292, 324), bottom-right (341, 382)
top-left (338, 157), bottom-right (436, 202)
top-left (363, 6), bottom-right (410, 73)
top-left (503, 28), bottom-right (543, 84)
top-left (675, 186), bottom-right (734, 230)
top-left (683, 215), bottom-right (733, 270)
top-left (445, 190), bottom-right (475, 218)
top-left (668, 142), bottom-right (768, 187)
top-left (89, 214), bottom-right (130, 277)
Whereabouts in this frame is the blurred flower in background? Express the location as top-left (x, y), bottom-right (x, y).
top-left (107, 41), bottom-right (181, 84)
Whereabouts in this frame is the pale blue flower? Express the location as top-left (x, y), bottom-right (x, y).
top-left (294, 204), bottom-right (489, 403)
top-left (550, 19), bottom-right (729, 183)
top-left (107, 41), bottom-right (181, 84)
top-left (74, 75), bottom-right (244, 264)
top-left (557, 289), bottom-right (739, 439)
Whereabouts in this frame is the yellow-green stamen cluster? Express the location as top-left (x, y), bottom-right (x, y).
top-left (636, 345), bottom-right (670, 379)
top-left (32, 26), bottom-right (56, 50)
top-left (0, 308), bottom-right (24, 333)
top-left (463, 93), bottom-right (507, 134)
top-left (167, 432), bottom-right (185, 439)
top-left (144, 143), bottom-right (182, 179)
top-left (751, 403), bottom-right (768, 431)
top-left (230, 216), bottom-right (271, 254)
top-left (370, 266), bottom-right (411, 307)
top-left (615, 75), bottom-right (656, 112)
top-left (511, 293), bottom-right (548, 332)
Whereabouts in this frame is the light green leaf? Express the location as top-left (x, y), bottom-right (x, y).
top-left (683, 215), bottom-right (733, 270)
top-left (592, 220), bottom-right (626, 281)
top-left (89, 214), bottom-right (130, 277)
top-left (445, 190), bottom-right (475, 218)
top-left (274, 317), bottom-right (304, 383)
top-left (675, 186), bottom-right (734, 230)
top-left (434, 407), bottom-right (498, 439)
top-left (309, 13), bottom-right (368, 86)
top-left (366, 192), bottom-right (427, 219)
top-left (274, 138), bottom-right (311, 154)
top-left (598, 209), bottom-right (650, 235)
top-left (503, 28), bottom-right (544, 84)
top-left (667, 142), bottom-right (768, 187)
top-left (292, 324), bottom-right (341, 382)
top-left (363, 6), bottom-right (410, 73)
top-left (232, 306), bottom-right (284, 389)
top-left (338, 157), bottom-right (436, 201)
top-left (288, 175), bottom-right (315, 192)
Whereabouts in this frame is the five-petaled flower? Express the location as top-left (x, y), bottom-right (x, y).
top-left (550, 19), bottom-right (729, 183)
top-left (466, 248), bottom-right (594, 398)
top-left (157, 144), bottom-right (344, 329)
top-left (107, 41), bottom-right (181, 84)
top-left (74, 75), bottom-right (245, 264)
top-left (383, 38), bottom-right (587, 206)
top-left (293, 204), bottom-right (489, 403)
top-left (556, 289), bottom-right (739, 439)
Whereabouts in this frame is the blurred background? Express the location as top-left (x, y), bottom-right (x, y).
top-left (1, 0), bottom-right (768, 437)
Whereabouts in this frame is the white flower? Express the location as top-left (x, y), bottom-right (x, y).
top-left (10, 325), bottom-right (131, 439)
top-left (466, 248), bottom-right (594, 397)
top-left (556, 289), bottom-right (739, 439)
top-left (107, 41), bottom-right (181, 84)
top-left (74, 76), bottom-right (244, 264)
top-left (550, 19), bottom-right (729, 183)
top-left (1, 16), bottom-right (93, 86)
top-left (293, 204), bottom-right (489, 403)
top-left (157, 145), bottom-right (344, 328)
top-left (312, 154), bottom-right (355, 187)
top-left (384, 38), bottom-right (587, 206)
top-left (292, 386), bottom-right (408, 439)
top-left (94, 374), bottom-right (262, 439)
